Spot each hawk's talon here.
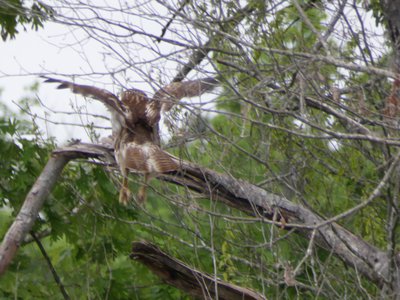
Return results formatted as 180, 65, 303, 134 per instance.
119, 187, 131, 205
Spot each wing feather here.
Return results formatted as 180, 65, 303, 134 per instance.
154, 77, 217, 108
42, 76, 125, 116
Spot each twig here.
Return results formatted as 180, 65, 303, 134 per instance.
294, 229, 316, 276
265, 48, 397, 79
313, 0, 347, 52
313, 150, 400, 229
30, 231, 70, 300
171, 4, 254, 82
157, 0, 189, 43
292, 0, 331, 54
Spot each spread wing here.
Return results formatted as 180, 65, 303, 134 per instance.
146, 77, 218, 126
42, 76, 126, 117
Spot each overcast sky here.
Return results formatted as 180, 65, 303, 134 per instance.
0, 21, 110, 142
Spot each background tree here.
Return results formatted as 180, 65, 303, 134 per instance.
0, 0, 53, 40
1, 0, 400, 299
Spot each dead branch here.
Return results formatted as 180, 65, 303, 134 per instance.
131, 241, 266, 300
162, 161, 393, 288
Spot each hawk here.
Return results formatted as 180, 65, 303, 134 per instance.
43, 76, 217, 205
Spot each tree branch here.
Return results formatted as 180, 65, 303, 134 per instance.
130, 241, 265, 300
0, 142, 398, 291
266, 48, 397, 79
171, 4, 254, 82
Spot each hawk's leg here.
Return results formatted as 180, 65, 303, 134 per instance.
119, 168, 131, 205
137, 173, 152, 205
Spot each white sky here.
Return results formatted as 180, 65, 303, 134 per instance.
0, 22, 116, 142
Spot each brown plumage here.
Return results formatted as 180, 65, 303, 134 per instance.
43, 76, 217, 205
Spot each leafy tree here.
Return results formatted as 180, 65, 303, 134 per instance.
0, 0, 53, 40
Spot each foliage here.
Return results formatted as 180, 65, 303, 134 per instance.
0, 0, 53, 41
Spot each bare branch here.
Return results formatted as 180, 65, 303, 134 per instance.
292, 0, 331, 54
171, 4, 254, 82
266, 48, 397, 79
157, 0, 189, 43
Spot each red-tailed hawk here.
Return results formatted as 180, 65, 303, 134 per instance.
43, 76, 217, 205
